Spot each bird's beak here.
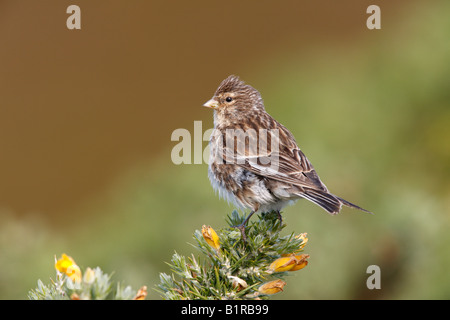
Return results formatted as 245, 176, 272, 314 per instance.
203, 99, 219, 109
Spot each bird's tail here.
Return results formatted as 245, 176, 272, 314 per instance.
301, 188, 372, 215
336, 195, 373, 214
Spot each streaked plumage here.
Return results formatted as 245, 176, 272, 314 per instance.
204, 75, 370, 238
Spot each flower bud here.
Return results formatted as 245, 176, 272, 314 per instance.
282, 233, 309, 257
296, 233, 308, 250
258, 280, 286, 295
133, 286, 148, 300
269, 257, 296, 273
83, 267, 95, 284
229, 276, 248, 292
202, 225, 220, 251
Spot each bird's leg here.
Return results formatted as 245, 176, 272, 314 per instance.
275, 210, 283, 224
233, 211, 256, 242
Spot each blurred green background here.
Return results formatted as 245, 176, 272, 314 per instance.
0, 0, 449, 299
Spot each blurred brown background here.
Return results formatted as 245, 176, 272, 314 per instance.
1, 0, 449, 299
0, 0, 402, 221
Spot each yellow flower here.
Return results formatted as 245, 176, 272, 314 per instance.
202, 225, 220, 251
66, 265, 82, 282
289, 254, 310, 271
55, 253, 75, 273
269, 257, 297, 272
269, 254, 310, 273
133, 286, 148, 300
258, 280, 286, 295
296, 233, 308, 250
55, 253, 82, 283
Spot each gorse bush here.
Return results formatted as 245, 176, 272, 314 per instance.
28, 254, 147, 300
29, 211, 309, 300
157, 211, 309, 300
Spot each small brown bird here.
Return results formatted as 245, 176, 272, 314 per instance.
204, 75, 370, 240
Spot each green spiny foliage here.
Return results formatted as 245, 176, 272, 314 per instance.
156, 210, 309, 300
28, 265, 146, 300
28, 211, 308, 300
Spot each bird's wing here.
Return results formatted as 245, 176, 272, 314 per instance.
217, 118, 328, 192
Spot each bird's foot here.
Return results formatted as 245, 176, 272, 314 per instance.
231, 210, 256, 242
275, 211, 283, 224
233, 222, 248, 242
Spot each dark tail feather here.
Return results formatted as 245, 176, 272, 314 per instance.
301, 189, 342, 214
301, 189, 372, 215
336, 196, 373, 214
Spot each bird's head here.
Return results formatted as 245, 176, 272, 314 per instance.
203, 75, 264, 113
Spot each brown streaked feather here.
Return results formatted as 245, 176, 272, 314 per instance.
215, 75, 244, 95
217, 111, 328, 193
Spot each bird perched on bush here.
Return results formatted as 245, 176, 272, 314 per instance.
204, 75, 370, 240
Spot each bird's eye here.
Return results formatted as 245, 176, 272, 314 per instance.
225, 97, 233, 102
